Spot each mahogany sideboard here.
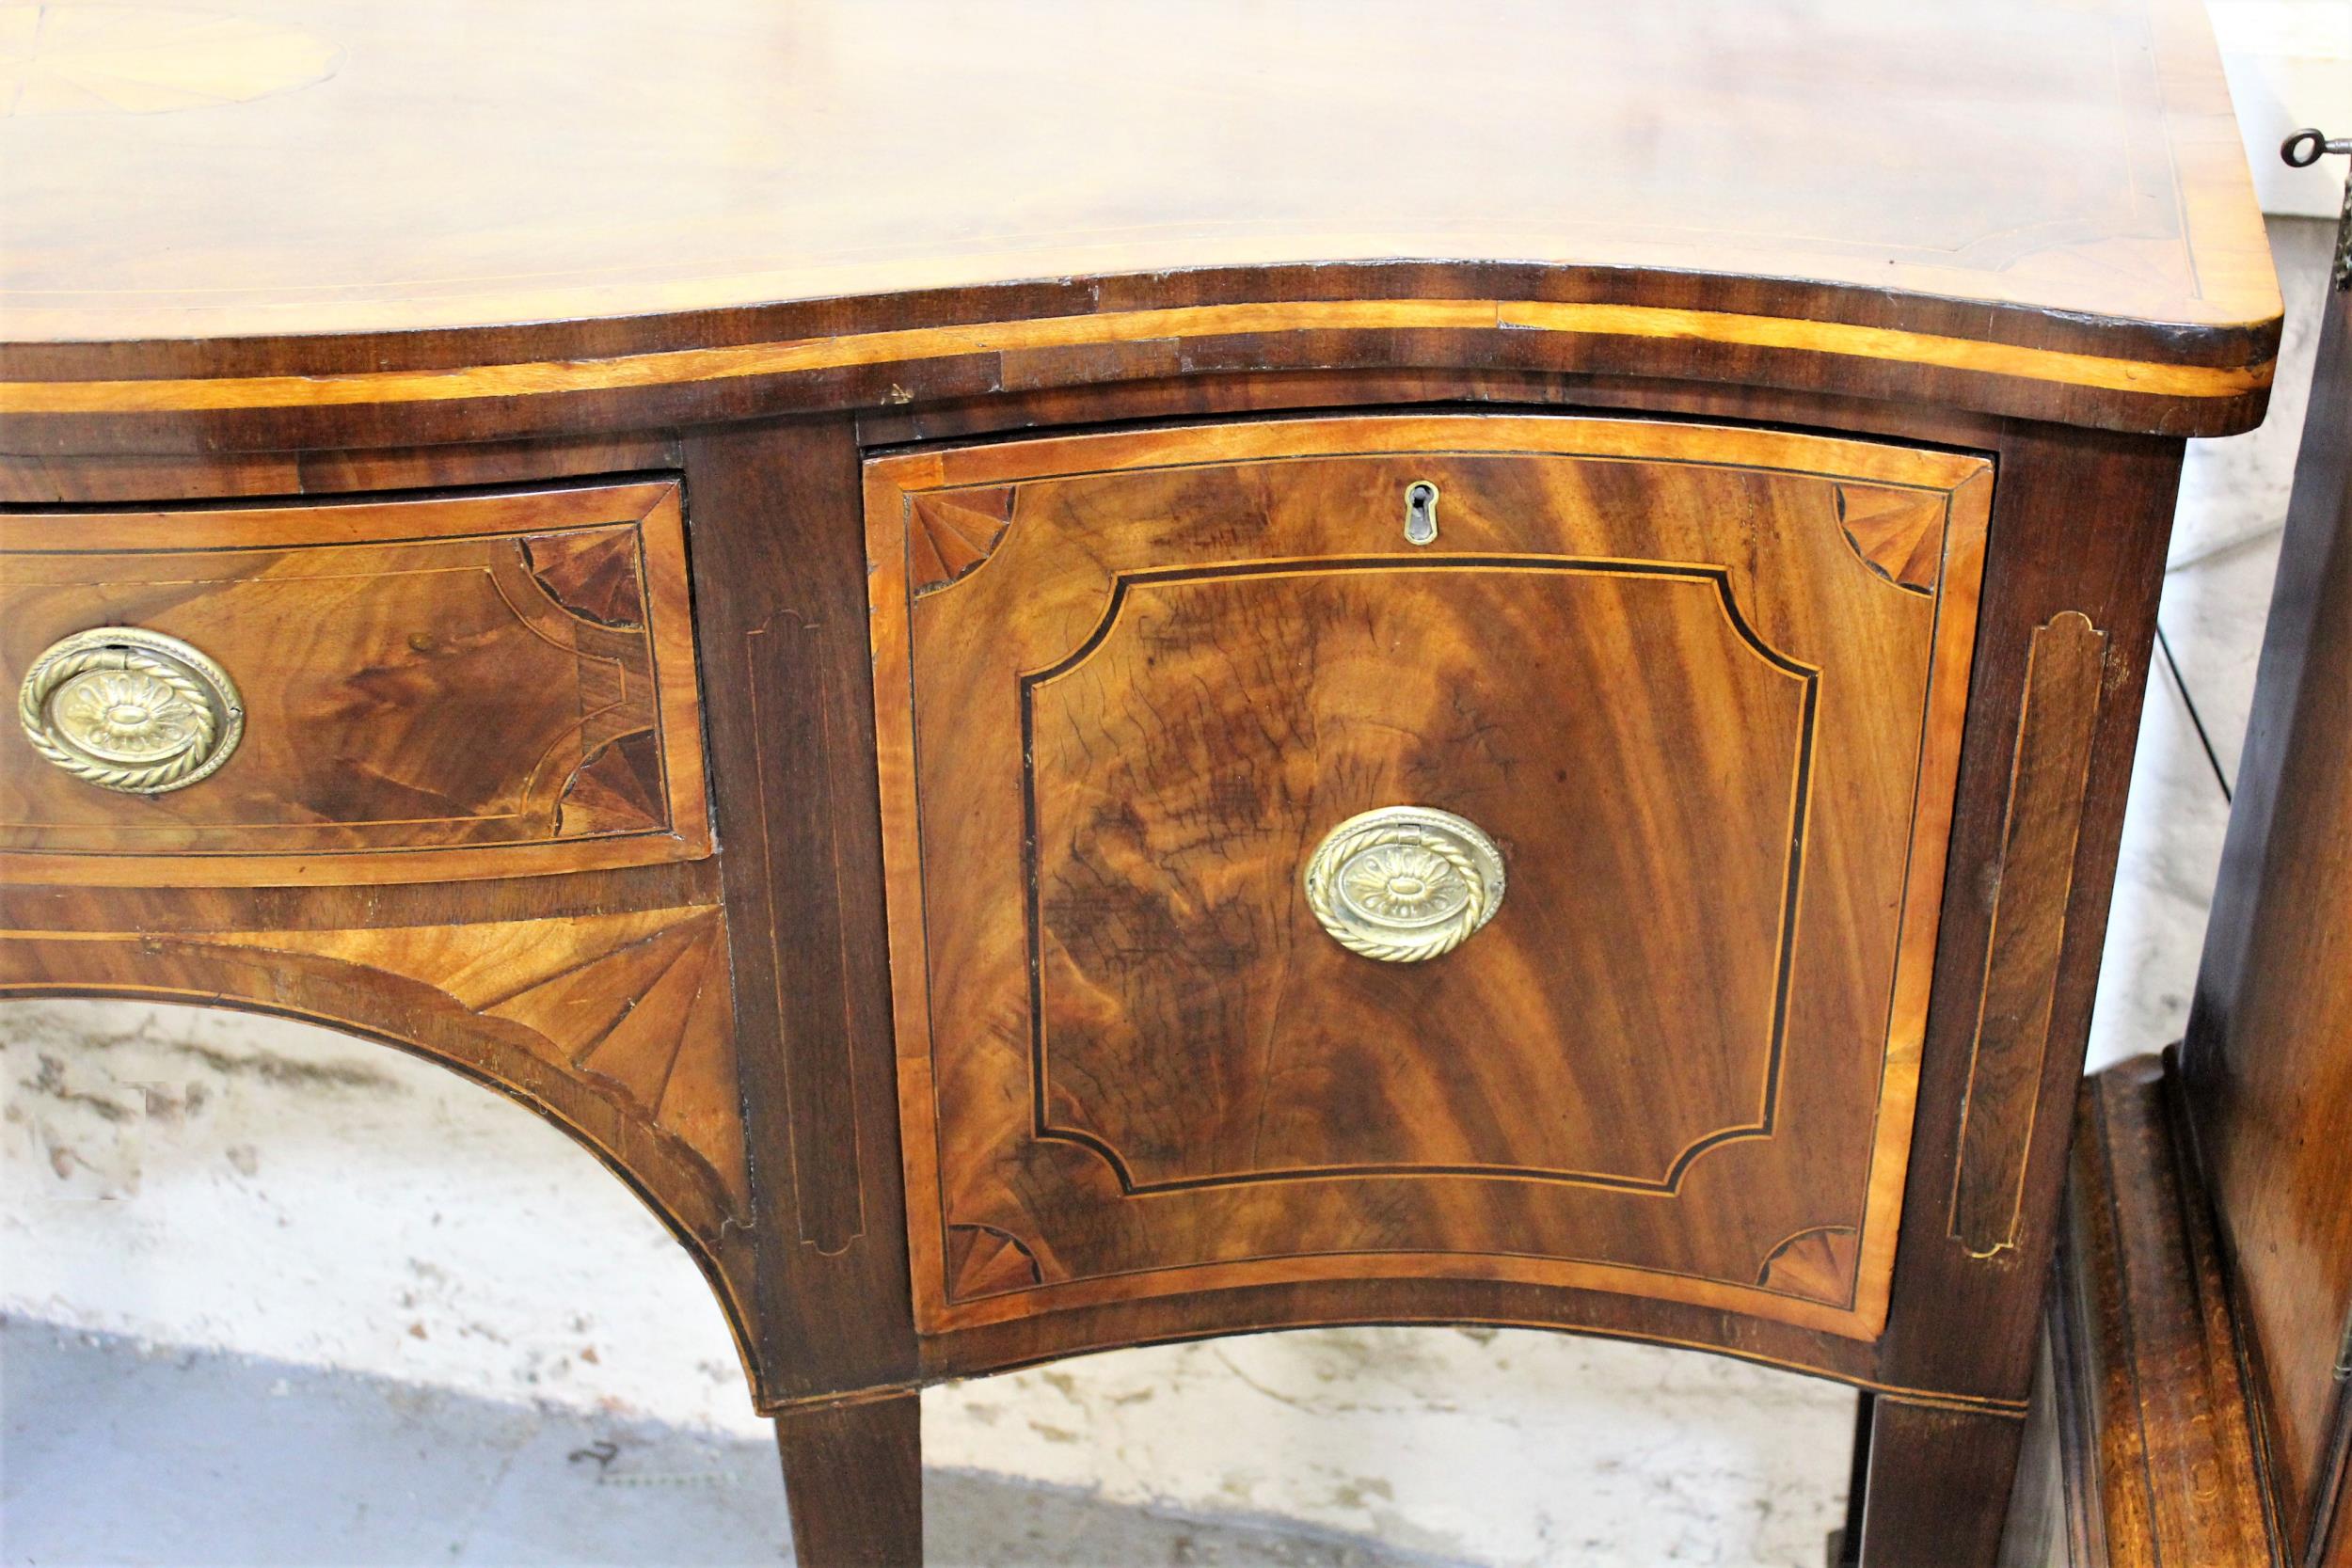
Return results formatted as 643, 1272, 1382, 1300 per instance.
0, 3, 2285, 1562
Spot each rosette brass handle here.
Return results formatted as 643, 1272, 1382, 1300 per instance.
18, 627, 245, 795
1302, 805, 1505, 962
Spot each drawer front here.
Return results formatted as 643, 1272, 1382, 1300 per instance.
1, 481, 707, 883
868, 416, 1991, 1340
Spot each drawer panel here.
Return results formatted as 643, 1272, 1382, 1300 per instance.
868, 415, 1991, 1340
1, 481, 707, 883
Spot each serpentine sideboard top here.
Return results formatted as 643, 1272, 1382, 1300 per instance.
0, 0, 2281, 443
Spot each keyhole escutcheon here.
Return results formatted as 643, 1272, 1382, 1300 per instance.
1404, 481, 1439, 546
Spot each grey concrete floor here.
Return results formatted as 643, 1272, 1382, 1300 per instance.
0, 1318, 1470, 1568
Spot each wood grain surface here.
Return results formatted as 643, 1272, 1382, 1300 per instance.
870, 414, 1993, 1341
0, 0, 2280, 439
0, 482, 707, 884
2074, 1059, 2274, 1565
1995, 1058, 2276, 1568
774, 1392, 924, 1568
1853, 1398, 2032, 1567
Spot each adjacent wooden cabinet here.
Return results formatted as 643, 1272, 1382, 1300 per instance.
0, 1, 2288, 1562
1999, 140, 2352, 1567
2180, 147, 2352, 1567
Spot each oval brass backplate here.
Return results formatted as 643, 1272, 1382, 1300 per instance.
1302, 804, 1504, 962
18, 626, 245, 795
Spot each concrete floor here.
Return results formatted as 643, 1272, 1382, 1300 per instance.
0, 1316, 1470, 1568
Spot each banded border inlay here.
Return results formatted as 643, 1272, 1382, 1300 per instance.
1016, 555, 1820, 1198
0, 299, 2272, 415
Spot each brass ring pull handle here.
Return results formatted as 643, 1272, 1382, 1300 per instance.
18, 627, 245, 795
1302, 805, 1505, 962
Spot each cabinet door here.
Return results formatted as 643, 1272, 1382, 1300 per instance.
868, 415, 1990, 1340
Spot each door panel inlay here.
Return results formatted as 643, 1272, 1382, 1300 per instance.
1024, 561, 1817, 1195
868, 415, 1994, 1341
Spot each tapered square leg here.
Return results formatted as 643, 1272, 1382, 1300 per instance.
1848, 1396, 2026, 1568
775, 1392, 923, 1568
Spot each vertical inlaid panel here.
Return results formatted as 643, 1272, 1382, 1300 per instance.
684, 420, 917, 1406
1948, 610, 2107, 1258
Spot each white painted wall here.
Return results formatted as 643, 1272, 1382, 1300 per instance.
2, 1000, 751, 1428
2212, 2, 2352, 215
